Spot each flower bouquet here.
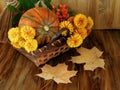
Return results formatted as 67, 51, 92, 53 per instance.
6, 0, 94, 66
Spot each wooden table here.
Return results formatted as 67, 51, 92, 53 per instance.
0, 30, 120, 90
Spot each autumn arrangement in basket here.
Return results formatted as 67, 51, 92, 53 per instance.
7, 0, 93, 52
5, 0, 105, 85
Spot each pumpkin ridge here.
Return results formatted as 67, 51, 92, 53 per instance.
48, 19, 56, 26
50, 26, 59, 33
37, 28, 45, 35
25, 12, 44, 26
33, 8, 46, 25
36, 30, 44, 45
47, 30, 54, 39
19, 24, 42, 29
21, 16, 42, 26
48, 33, 52, 39
49, 28, 58, 34
48, 16, 58, 26
41, 32, 47, 45
47, 8, 50, 24
50, 26, 59, 29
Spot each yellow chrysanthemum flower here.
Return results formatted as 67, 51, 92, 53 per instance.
59, 21, 74, 36
74, 14, 87, 28
67, 33, 83, 48
61, 30, 68, 36
86, 16, 94, 29
18, 37, 26, 47
21, 26, 36, 40
76, 28, 88, 39
8, 27, 21, 42
11, 41, 21, 49
24, 39, 38, 53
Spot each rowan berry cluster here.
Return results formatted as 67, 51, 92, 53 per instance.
52, 4, 70, 22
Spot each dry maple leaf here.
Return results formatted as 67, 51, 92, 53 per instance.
36, 63, 77, 84
71, 47, 105, 71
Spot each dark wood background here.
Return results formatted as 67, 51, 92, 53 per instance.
0, 30, 120, 90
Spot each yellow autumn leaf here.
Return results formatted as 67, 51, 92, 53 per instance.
71, 47, 105, 71
36, 63, 77, 84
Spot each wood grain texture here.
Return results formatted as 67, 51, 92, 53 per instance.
0, 0, 6, 14
0, 30, 120, 90
0, 0, 15, 43
51, 0, 120, 29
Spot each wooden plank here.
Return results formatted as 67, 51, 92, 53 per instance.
0, 30, 120, 90
0, 0, 6, 14
51, 0, 120, 29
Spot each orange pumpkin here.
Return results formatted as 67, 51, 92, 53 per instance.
19, 7, 59, 46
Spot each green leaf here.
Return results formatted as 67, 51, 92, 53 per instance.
12, 13, 22, 26
44, 0, 52, 9
30, 0, 39, 4
68, 11, 74, 16
18, 0, 39, 10
7, 4, 17, 12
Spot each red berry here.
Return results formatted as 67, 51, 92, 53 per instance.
62, 4, 67, 8
52, 5, 56, 9
57, 9, 61, 12
62, 8, 68, 11
66, 14, 69, 18
60, 4, 63, 8
63, 14, 67, 18
58, 15, 62, 19
56, 12, 60, 15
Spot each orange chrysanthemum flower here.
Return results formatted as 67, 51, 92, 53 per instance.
59, 21, 74, 36
68, 16, 74, 25
67, 33, 83, 48
74, 14, 87, 28
75, 28, 88, 39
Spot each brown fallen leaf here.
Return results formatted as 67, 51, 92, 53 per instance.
71, 47, 105, 71
36, 63, 77, 84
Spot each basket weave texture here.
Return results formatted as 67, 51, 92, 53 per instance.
18, 37, 69, 66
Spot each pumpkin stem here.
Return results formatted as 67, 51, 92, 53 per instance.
43, 25, 49, 31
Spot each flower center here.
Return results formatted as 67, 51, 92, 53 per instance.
78, 19, 84, 25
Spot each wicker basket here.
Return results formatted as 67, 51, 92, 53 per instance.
17, 37, 70, 66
